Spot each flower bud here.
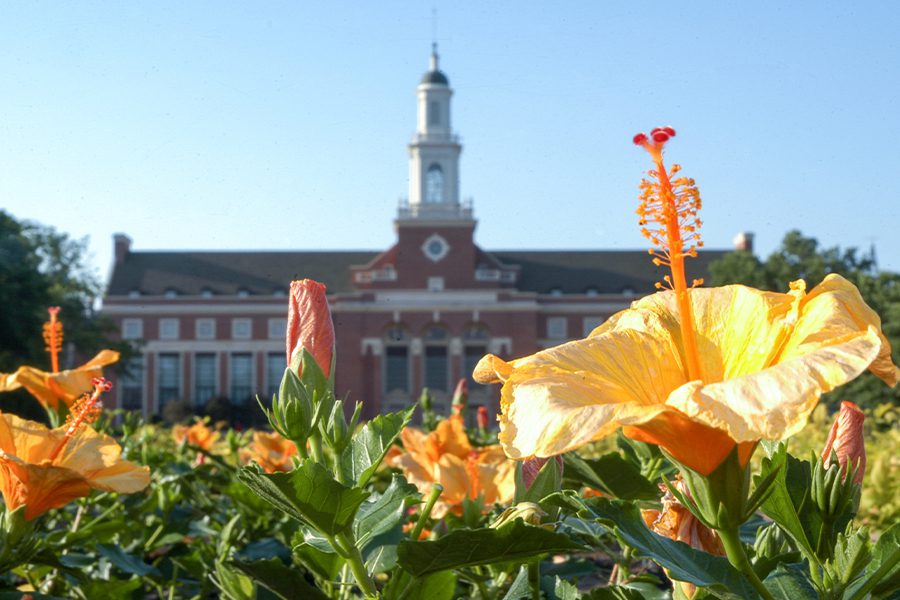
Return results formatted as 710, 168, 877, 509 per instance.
521, 455, 564, 491
489, 502, 548, 529
265, 368, 318, 444
753, 522, 789, 560
821, 401, 866, 485
419, 388, 433, 412
477, 405, 490, 431
450, 379, 468, 416
286, 279, 334, 379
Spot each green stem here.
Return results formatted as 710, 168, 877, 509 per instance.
410, 484, 443, 541
528, 561, 541, 600
309, 434, 324, 464
333, 531, 377, 597
718, 527, 775, 600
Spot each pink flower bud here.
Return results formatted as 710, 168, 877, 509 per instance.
821, 401, 866, 485
477, 405, 490, 430
451, 379, 468, 415
286, 279, 335, 378
521, 455, 564, 490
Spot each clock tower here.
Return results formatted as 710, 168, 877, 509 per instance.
401, 44, 468, 222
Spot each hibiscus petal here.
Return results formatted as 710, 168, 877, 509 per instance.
667, 326, 883, 442
494, 329, 685, 459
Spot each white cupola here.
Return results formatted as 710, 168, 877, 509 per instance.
401, 44, 469, 222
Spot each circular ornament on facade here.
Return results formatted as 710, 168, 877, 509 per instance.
422, 233, 450, 263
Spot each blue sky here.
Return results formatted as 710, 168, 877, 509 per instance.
2, 2, 899, 281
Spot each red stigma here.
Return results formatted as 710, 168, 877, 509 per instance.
662, 126, 676, 137
633, 133, 649, 145
652, 131, 670, 143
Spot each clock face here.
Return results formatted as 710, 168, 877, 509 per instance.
422, 234, 449, 262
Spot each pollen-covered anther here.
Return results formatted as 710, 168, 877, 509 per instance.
692, 278, 704, 288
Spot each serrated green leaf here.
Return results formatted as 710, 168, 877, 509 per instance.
846, 522, 900, 599
501, 566, 531, 600
231, 557, 329, 600
344, 406, 416, 488
586, 498, 757, 600
541, 574, 579, 600
237, 460, 369, 535
362, 527, 403, 574
763, 564, 818, 600
564, 452, 659, 501
756, 445, 819, 560
354, 473, 419, 548
397, 518, 586, 577
294, 542, 342, 581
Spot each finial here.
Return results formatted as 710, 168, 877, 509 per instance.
430, 42, 439, 71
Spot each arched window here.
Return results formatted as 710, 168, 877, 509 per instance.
425, 164, 444, 203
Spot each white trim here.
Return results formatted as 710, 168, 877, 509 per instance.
122, 318, 143, 339
159, 318, 180, 340
195, 318, 216, 340
362, 338, 384, 356
144, 340, 281, 353
103, 303, 285, 315
488, 338, 512, 354
231, 318, 252, 340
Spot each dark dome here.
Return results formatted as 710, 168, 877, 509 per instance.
421, 70, 449, 85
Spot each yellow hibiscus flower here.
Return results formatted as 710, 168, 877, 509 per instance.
390, 416, 515, 517
474, 128, 899, 476
0, 380, 150, 520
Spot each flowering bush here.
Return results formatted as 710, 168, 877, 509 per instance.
0, 133, 898, 599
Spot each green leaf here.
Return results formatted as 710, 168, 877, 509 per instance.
564, 452, 659, 501
343, 406, 416, 488
826, 527, 871, 588
231, 557, 329, 600
95, 543, 161, 578
846, 522, 900, 599
756, 444, 819, 559
586, 498, 757, 600
294, 542, 342, 581
397, 518, 586, 578
237, 460, 369, 535
354, 473, 419, 548
400, 571, 458, 600
541, 575, 579, 600
763, 564, 818, 600
362, 528, 403, 574
501, 566, 531, 600
516, 456, 563, 504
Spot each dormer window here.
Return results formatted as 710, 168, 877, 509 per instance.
128, 289, 141, 298
201, 289, 214, 298
164, 289, 178, 299
237, 289, 250, 298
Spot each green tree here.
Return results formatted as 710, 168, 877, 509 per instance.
709, 230, 899, 409
0, 210, 133, 417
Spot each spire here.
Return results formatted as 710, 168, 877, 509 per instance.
430, 42, 439, 72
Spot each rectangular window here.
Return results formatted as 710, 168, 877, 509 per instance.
464, 345, 487, 386
424, 346, 449, 392
157, 353, 181, 406
159, 318, 180, 340
546, 316, 568, 340
427, 277, 444, 292
195, 318, 216, 340
122, 318, 143, 340
384, 347, 409, 393
232, 318, 252, 340
230, 353, 253, 405
120, 355, 144, 411
194, 353, 217, 407
268, 318, 286, 340
265, 352, 283, 401
582, 316, 605, 337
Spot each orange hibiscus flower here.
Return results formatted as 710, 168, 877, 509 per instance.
390, 416, 515, 518
239, 431, 298, 473
0, 380, 149, 520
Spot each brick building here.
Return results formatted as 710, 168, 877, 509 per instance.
102, 48, 732, 420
